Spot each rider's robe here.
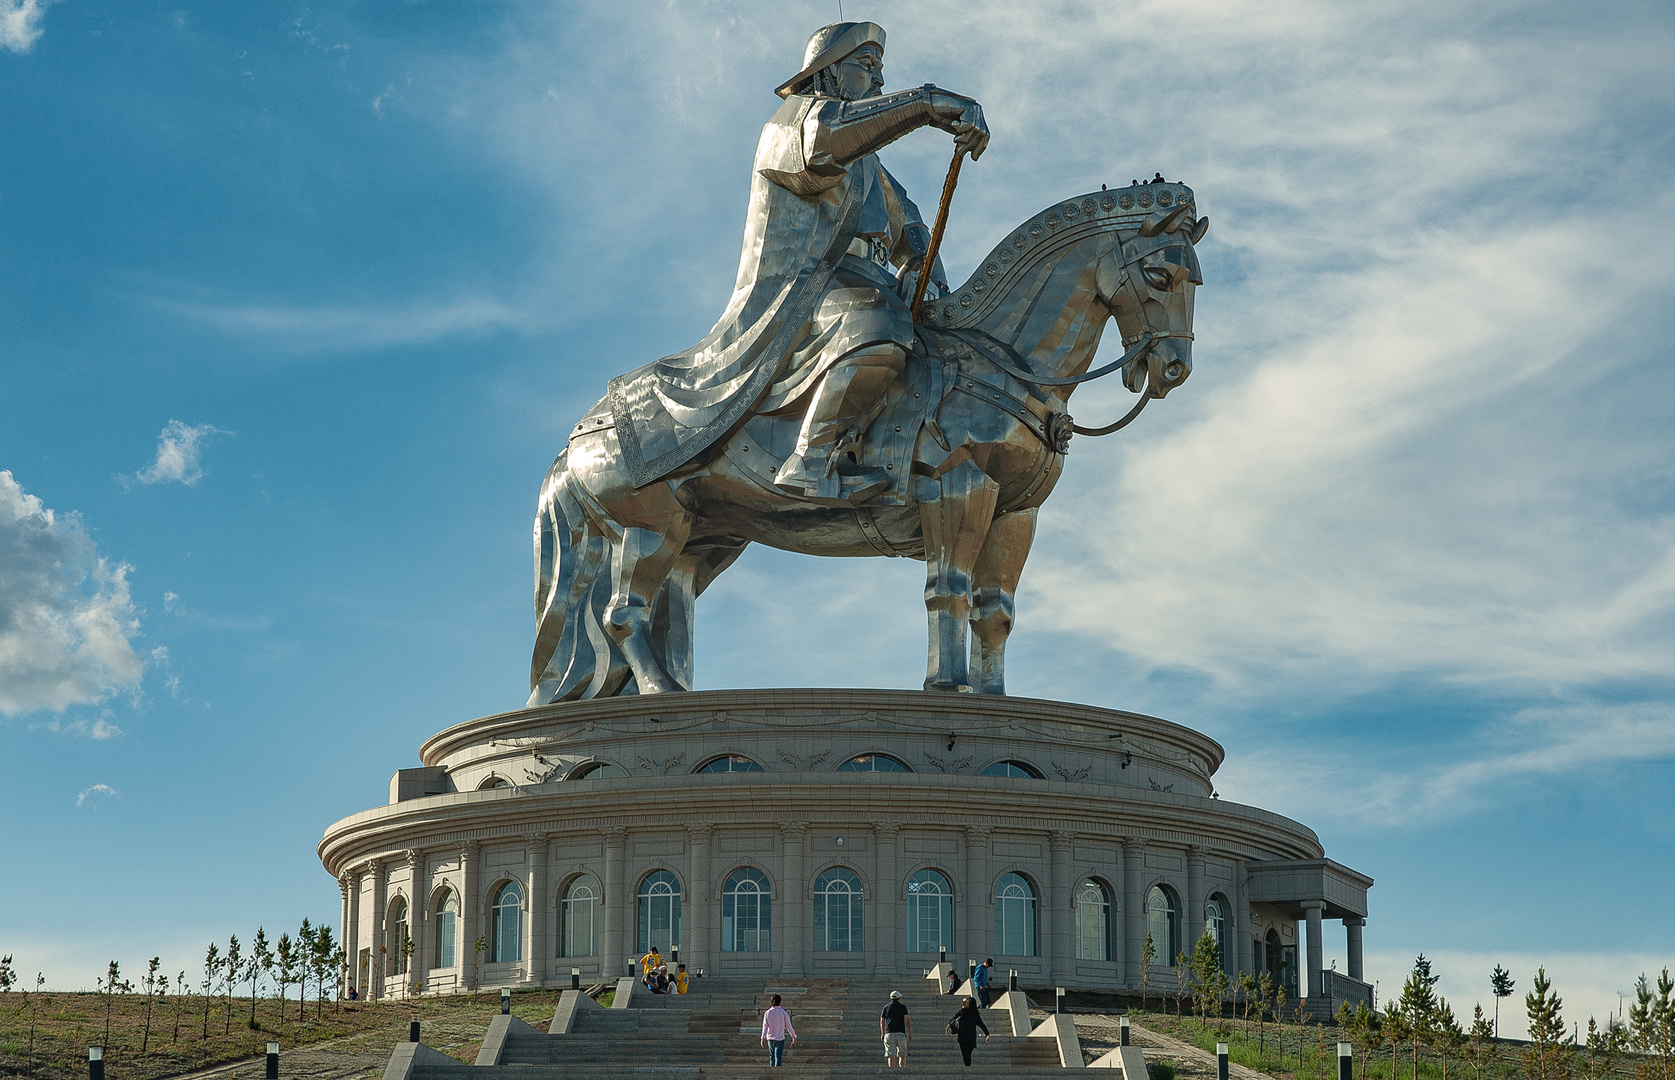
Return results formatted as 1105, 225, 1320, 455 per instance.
609, 92, 935, 487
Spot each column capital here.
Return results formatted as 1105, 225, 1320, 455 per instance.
526, 832, 548, 846
687, 822, 715, 842
963, 824, 992, 843
1187, 844, 1206, 859
602, 825, 628, 844
459, 839, 480, 859
779, 821, 809, 842
1123, 836, 1148, 854
1300, 899, 1326, 913
404, 848, 424, 868
1342, 915, 1365, 926
873, 821, 901, 843
1049, 830, 1075, 848
339, 875, 351, 897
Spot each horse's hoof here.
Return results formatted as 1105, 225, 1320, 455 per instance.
923, 680, 974, 693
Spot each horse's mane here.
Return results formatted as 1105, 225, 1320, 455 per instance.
928, 181, 1197, 332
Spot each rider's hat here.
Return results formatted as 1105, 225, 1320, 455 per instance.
775, 22, 886, 98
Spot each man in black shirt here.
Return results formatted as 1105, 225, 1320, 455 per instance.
880, 990, 912, 1066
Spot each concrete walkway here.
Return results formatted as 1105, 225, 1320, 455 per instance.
1069, 1014, 1277, 1080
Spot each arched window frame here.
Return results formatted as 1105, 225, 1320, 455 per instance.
905, 867, 953, 954
994, 872, 1038, 956
568, 760, 627, 781
836, 753, 913, 773
721, 867, 772, 952
560, 873, 600, 957
1074, 878, 1112, 962
978, 759, 1045, 779
490, 880, 523, 964
387, 895, 410, 975
1205, 894, 1229, 972
812, 867, 864, 952
478, 775, 511, 790
431, 889, 458, 969
637, 870, 683, 954
1146, 884, 1179, 967
695, 754, 765, 774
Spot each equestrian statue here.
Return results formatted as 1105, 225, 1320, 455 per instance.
529, 21, 1205, 701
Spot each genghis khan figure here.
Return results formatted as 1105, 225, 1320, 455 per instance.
622, 22, 990, 504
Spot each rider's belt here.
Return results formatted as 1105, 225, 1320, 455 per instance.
847, 236, 892, 267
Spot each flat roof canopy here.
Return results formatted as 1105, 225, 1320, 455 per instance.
1244, 858, 1371, 919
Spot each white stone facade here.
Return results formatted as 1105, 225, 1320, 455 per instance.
319, 690, 1371, 1010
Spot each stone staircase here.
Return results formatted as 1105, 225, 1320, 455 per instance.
387, 975, 1079, 1080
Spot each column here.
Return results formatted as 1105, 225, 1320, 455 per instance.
1233, 861, 1253, 980
1048, 831, 1074, 980
1302, 900, 1325, 1001
345, 870, 362, 997
602, 826, 627, 977
459, 842, 480, 989
1110, 836, 1126, 976
780, 821, 808, 976
686, 823, 714, 970
338, 874, 356, 996
1121, 838, 1146, 988
369, 860, 387, 1000
962, 826, 991, 964
527, 834, 549, 985
872, 823, 900, 977
1186, 846, 1206, 955
406, 849, 427, 992
1345, 917, 1364, 981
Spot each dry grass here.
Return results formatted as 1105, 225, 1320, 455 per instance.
0, 988, 563, 1080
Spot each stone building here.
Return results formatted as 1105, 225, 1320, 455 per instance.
319, 689, 1371, 1014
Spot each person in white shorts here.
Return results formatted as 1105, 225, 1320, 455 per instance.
880, 990, 912, 1066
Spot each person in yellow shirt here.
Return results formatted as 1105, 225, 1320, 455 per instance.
675, 964, 689, 994
639, 946, 663, 976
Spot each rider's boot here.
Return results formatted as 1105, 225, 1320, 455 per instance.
774, 344, 906, 505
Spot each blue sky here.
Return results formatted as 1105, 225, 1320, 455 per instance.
3, 0, 1671, 1027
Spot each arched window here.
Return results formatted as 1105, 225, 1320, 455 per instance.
994, 873, 1037, 956
905, 869, 952, 953
637, 871, 682, 954
388, 897, 409, 975
813, 868, 863, 952
491, 881, 522, 963
1146, 885, 1178, 967
721, 868, 771, 952
1205, 897, 1227, 971
432, 891, 458, 969
561, 874, 599, 957
979, 760, 1044, 779
696, 755, 764, 773
478, 776, 510, 790
571, 761, 626, 780
1075, 880, 1111, 961
837, 754, 912, 772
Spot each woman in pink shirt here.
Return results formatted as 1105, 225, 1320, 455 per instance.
760, 993, 798, 1067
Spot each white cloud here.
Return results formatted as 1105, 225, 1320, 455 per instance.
33, 715, 125, 740
0, 0, 50, 53
155, 295, 526, 351
123, 420, 228, 487
75, 783, 119, 807
0, 472, 145, 717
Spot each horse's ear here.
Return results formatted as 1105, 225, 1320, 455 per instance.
1139, 205, 1191, 237
1188, 216, 1209, 245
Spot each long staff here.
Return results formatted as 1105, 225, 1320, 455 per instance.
910, 148, 965, 322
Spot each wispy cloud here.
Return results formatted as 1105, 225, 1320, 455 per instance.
33, 714, 124, 740
120, 420, 229, 488
0, 472, 145, 717
75, 783, 120, 807
0, 0, 51, 53
155, 295, 528, 351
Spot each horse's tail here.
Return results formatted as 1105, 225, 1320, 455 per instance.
527, 451, 631, 704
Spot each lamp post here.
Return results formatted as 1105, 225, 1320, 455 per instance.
1008, 969, 1018, 992
88, 1047, 103, 1080
1217, 1042, 1229, 1080
1120, 1014, 1130, 1046
1338, 1041, 1353, 1080
500, 987, 511, 1015
266, 1041, 280, 1080
1056, 987, 1066, 1014
571, 967, 581, 991
409, 1018, 420, 1043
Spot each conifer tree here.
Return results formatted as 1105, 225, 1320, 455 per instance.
1356, 1004, 1383, 1080
1523, 966, 1569, 1080
1628, 968, 1674, 1080
0, 954, 14, 993
275, 933, 297, 1016
1435, 998, 1466, 1080
297, 919, 316, 1021
201, 942, 221, 1039
1190, 930, 1230, 1031
1257, 972, 1276, 1054
250, 928, 271, 1029
1238, 973, 1258, 1037
1140, 932, 1156, 1010
1580, 1016, 1626, 1080
1398, 954, 1442, 1080
1464, 1004, 1496, 1080
141, 957, 161, 1054
223, 935, 241, 1035
1491, 965, 1516, 1040
1386, 1004, 1413, 1080
174, 970, 186, 1043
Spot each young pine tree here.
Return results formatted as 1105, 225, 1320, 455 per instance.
250, 928, 271, 1029
1464, 1004, 1496, 1080
1523, 966, 1569, 1080
201, 942, 221, 1039
1435, 997, 1466, 1080
1257, 972, 1276, 1055
1491, 965, 1516, 1041
297, 919, 316, 1022
223, 935, 241, 1035
141, 957, 161, 1054
1190, 929, 1229, 1031
1385, 1005, 1413, 1080
1628, 968, 1675, 1080
1140, 932, 1157, 1011
174, 970, 187, 1043
1580, 1016, 1627, 1080
275, 934, 297, 1017
1355, 1004, 1382, 1080
1397, 954, 1442, 1080
311, 925, 338, 1017
1238, 973, 1258, 1037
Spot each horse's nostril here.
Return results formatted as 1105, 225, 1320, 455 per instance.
1165, 361, 1186, 381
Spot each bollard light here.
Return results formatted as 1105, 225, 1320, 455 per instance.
1120, 1014, 1130, 1046
501, 987, 512, 1015
266, 1041, 280, 1080
968, 959, 977, 983
939, 946, 947, 964
672, 948, 679, 964
89, 1046, 104, 1080
1008, 969, 1018, 992
1338, 1041, 1354, 1080
627, 960, 635, 977
571, 967, 581, 991
1217, 1042, 1230, 1080
409, 1018, 420, 1043
1056, 987, 1066, 1014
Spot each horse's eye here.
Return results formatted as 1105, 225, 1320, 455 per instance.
1143, 267, 1172, 290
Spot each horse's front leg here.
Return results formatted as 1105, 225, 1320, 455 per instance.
604, 517, 692, 695
969, 508, 1037, 695
917, 459, 999, 692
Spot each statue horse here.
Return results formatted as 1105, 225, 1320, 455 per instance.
529, 181, 1205, 701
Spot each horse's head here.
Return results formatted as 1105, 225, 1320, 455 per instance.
1097, 189, 1206, 398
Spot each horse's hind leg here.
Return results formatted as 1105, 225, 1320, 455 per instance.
918, 459, 1000, 692
604, 518, 692, 695
969, 508, 1037, 696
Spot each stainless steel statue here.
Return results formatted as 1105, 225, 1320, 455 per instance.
530, 22, 1205, 701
